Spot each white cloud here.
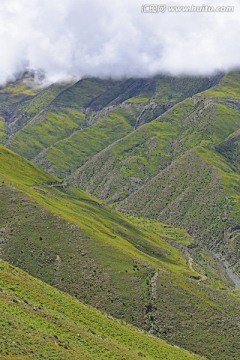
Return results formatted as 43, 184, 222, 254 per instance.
0, 0, 240, 85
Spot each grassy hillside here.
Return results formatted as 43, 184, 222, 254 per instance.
64, 74, 240, 275
0, 260, 204, 360
2, 75, 218, 174
0, 78, 37, 115
217, 128, 240, 171
119, 147, 240, 269
1, 73, 240, 359
71, 96, 240, 203
1, 145, 240, 359
201, 72, 240, 99
35, 107, 137, 177
7, 108, 85, 160
5, 82, 71, 133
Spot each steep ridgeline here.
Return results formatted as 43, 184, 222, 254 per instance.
1, 146, 240, 359
68, 73, 240, 274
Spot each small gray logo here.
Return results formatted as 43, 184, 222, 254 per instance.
141, 4, 166, 13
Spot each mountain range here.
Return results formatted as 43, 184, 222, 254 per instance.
0, 71, 240, 359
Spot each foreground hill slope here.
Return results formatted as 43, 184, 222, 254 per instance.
1, 145, 240, 359
0, 259, 204, 360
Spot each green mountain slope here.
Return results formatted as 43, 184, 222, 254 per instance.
70, 85, 240, 204
1, 259, 204, 360
35, 107, 137, 177
2, 75, 218, 176
119, 147, 240, 269
1, 145, 240, 359
217, 128, 240, 171
1, 73, 240, 359
70, 99, 199, 198
0, 78, 37, 116
64, 74, 240, 274
2, 79, 69, 134
34, 76, 221, 177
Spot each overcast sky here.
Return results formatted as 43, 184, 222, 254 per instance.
0, 0, 240, 85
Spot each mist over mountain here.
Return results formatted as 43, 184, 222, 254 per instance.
1, 0, 240, 85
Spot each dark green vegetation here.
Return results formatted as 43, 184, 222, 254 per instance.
1, 146, 240, 359
0, 260, 204, 360
1, 72, 240, 359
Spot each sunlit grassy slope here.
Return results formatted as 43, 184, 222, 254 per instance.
201, 72, 240, 98
119, 146, 240, 266
1, 73, 240, 359
3, 75, 217, 175
36, 108, 135, 177
1, 145, 240, 359
115, 73, 240, 270
217, 127, 240, 171
8, 108, 85, 160
61, 73, 240, 276
0, 260, 204, 360
72, 95, 240, 204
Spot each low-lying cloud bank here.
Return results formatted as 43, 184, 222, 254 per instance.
1, 0, 240, 85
